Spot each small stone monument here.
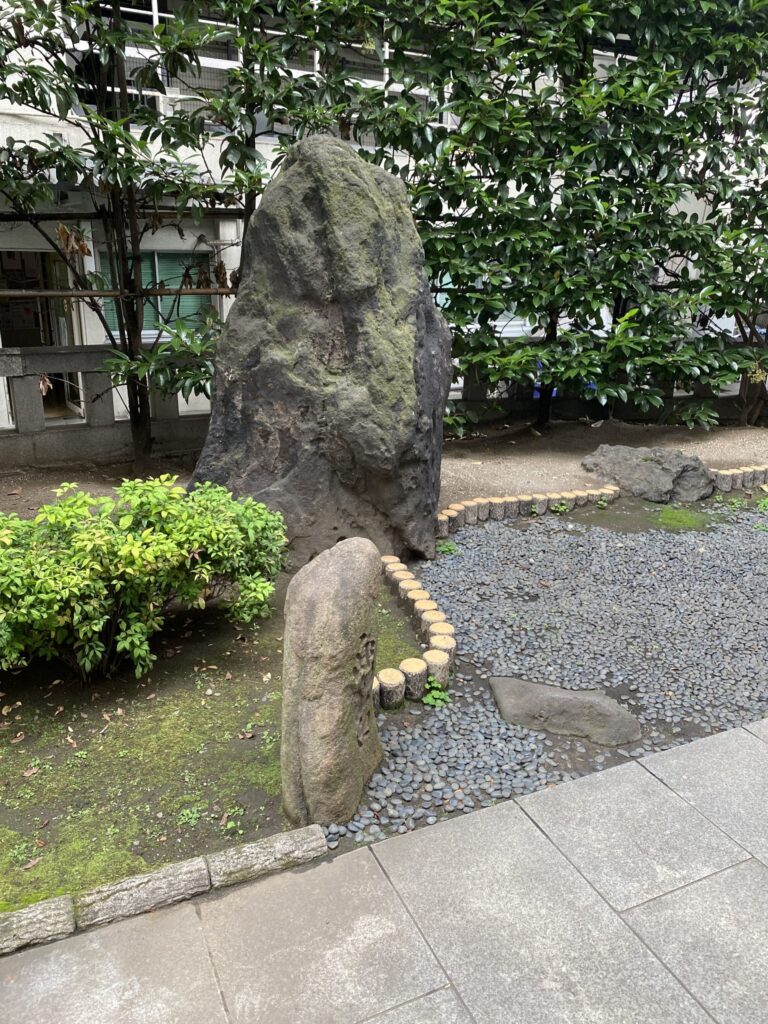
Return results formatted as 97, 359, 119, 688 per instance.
281, 538, 383, 826
191, 134, 452, 567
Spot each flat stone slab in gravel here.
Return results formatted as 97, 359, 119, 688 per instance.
0, 903, 227, 1024
520, 762, 748, 910
0, 895, 75, 956
643, 727, 768, 865
625, 859, 768, 1024
198, 848, 446, 1024
374, 802, 711, 1024
74, 856, 210, 928
490, 675, 641, 746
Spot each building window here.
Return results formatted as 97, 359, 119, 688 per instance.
99, 250, 212, 339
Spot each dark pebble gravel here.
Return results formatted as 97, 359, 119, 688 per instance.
324, 506, 768, 850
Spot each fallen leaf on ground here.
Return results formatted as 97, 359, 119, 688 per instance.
225, 672, 232, 681
10, 732, 24, 744
21, 857, 43, 870
146, 693, 156, 700
238, 731, 255, 740
116, 708, 124, 716
54, 706, 64, 717
35, 838, 46, 849
6, 488, 20, 495
219, 812, 229, 827
22, 766, 39, 778
1, 705, 11, 716
38, 819, 50, 830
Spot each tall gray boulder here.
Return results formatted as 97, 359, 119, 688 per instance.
281, 538, 383, 827
192, 134, 452, 566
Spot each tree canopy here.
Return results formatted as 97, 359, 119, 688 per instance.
2, 0, 768, 445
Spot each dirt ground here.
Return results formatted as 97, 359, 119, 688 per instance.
438, 419, 768, 505
1, 419, 766, 518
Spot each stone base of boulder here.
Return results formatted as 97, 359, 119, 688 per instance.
582, 444, 714, 502
489, 676, 641, 746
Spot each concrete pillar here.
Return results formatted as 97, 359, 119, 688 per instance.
81, 371, 115, 427
150, 390, 180, 421
9, 376, 46, 434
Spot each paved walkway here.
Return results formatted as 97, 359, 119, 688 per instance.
4, 719, 768, 1024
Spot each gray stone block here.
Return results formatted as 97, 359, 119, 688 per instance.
625, 859, 768, 1024
643, 727, 768, 865
0, 896, 75, 956
206, 825, 326, 888
74, 857, 210, 929
1, 903, 227, 1024
520, 762, 747, 910
374, 802, 711, 1023
199, 848, 445, 1023
582, 444, 714, 502
490, 674, 641, 746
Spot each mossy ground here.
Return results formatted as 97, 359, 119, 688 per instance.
0, 585, 417, 912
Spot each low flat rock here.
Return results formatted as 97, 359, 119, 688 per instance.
206, 826, 326, 888
582, 444, 714, 502
0, 895, 75, 956
74, 857, 210, 929
490, 676, 641, 746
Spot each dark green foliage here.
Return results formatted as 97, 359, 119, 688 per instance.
0, 476, 286, 680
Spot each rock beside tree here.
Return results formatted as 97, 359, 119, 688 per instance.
582, 445, 715, 502
280, 538, 383, 827
193, 134, 452, 566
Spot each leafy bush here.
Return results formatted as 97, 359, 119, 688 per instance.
0, 476, 285, 681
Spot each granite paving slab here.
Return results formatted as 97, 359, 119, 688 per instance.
199, 848, 446, 1024
520, 762, 747, 909
374, 801, 712, 1024
642, 728, 768, 865
625, 859, 768, 1024
359, 987, 474, 1023
743, 717, 768, 745
0, 903, 226, 1024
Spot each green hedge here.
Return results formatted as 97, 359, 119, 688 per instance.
0, 475, 286, 680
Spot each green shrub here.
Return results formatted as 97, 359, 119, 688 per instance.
0, 475, 286, 681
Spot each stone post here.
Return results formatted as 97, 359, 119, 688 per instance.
281, 538, 383, 826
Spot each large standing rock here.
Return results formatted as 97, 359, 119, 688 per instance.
582, 445, 715, 502
192, 134, 452, 566
490, 676, 641, 746
281, 537, 383, 826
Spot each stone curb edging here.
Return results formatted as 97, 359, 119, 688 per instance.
0, 824, 326, 957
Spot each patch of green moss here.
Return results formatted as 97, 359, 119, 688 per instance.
0, 607, 287, 911
373, 585, 421, 672
656, 505, 711, 531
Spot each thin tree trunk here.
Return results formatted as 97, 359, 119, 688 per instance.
112, 0, 152, 468
535, 311, 559, 428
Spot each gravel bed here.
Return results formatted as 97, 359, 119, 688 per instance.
324, 505, 768, 851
